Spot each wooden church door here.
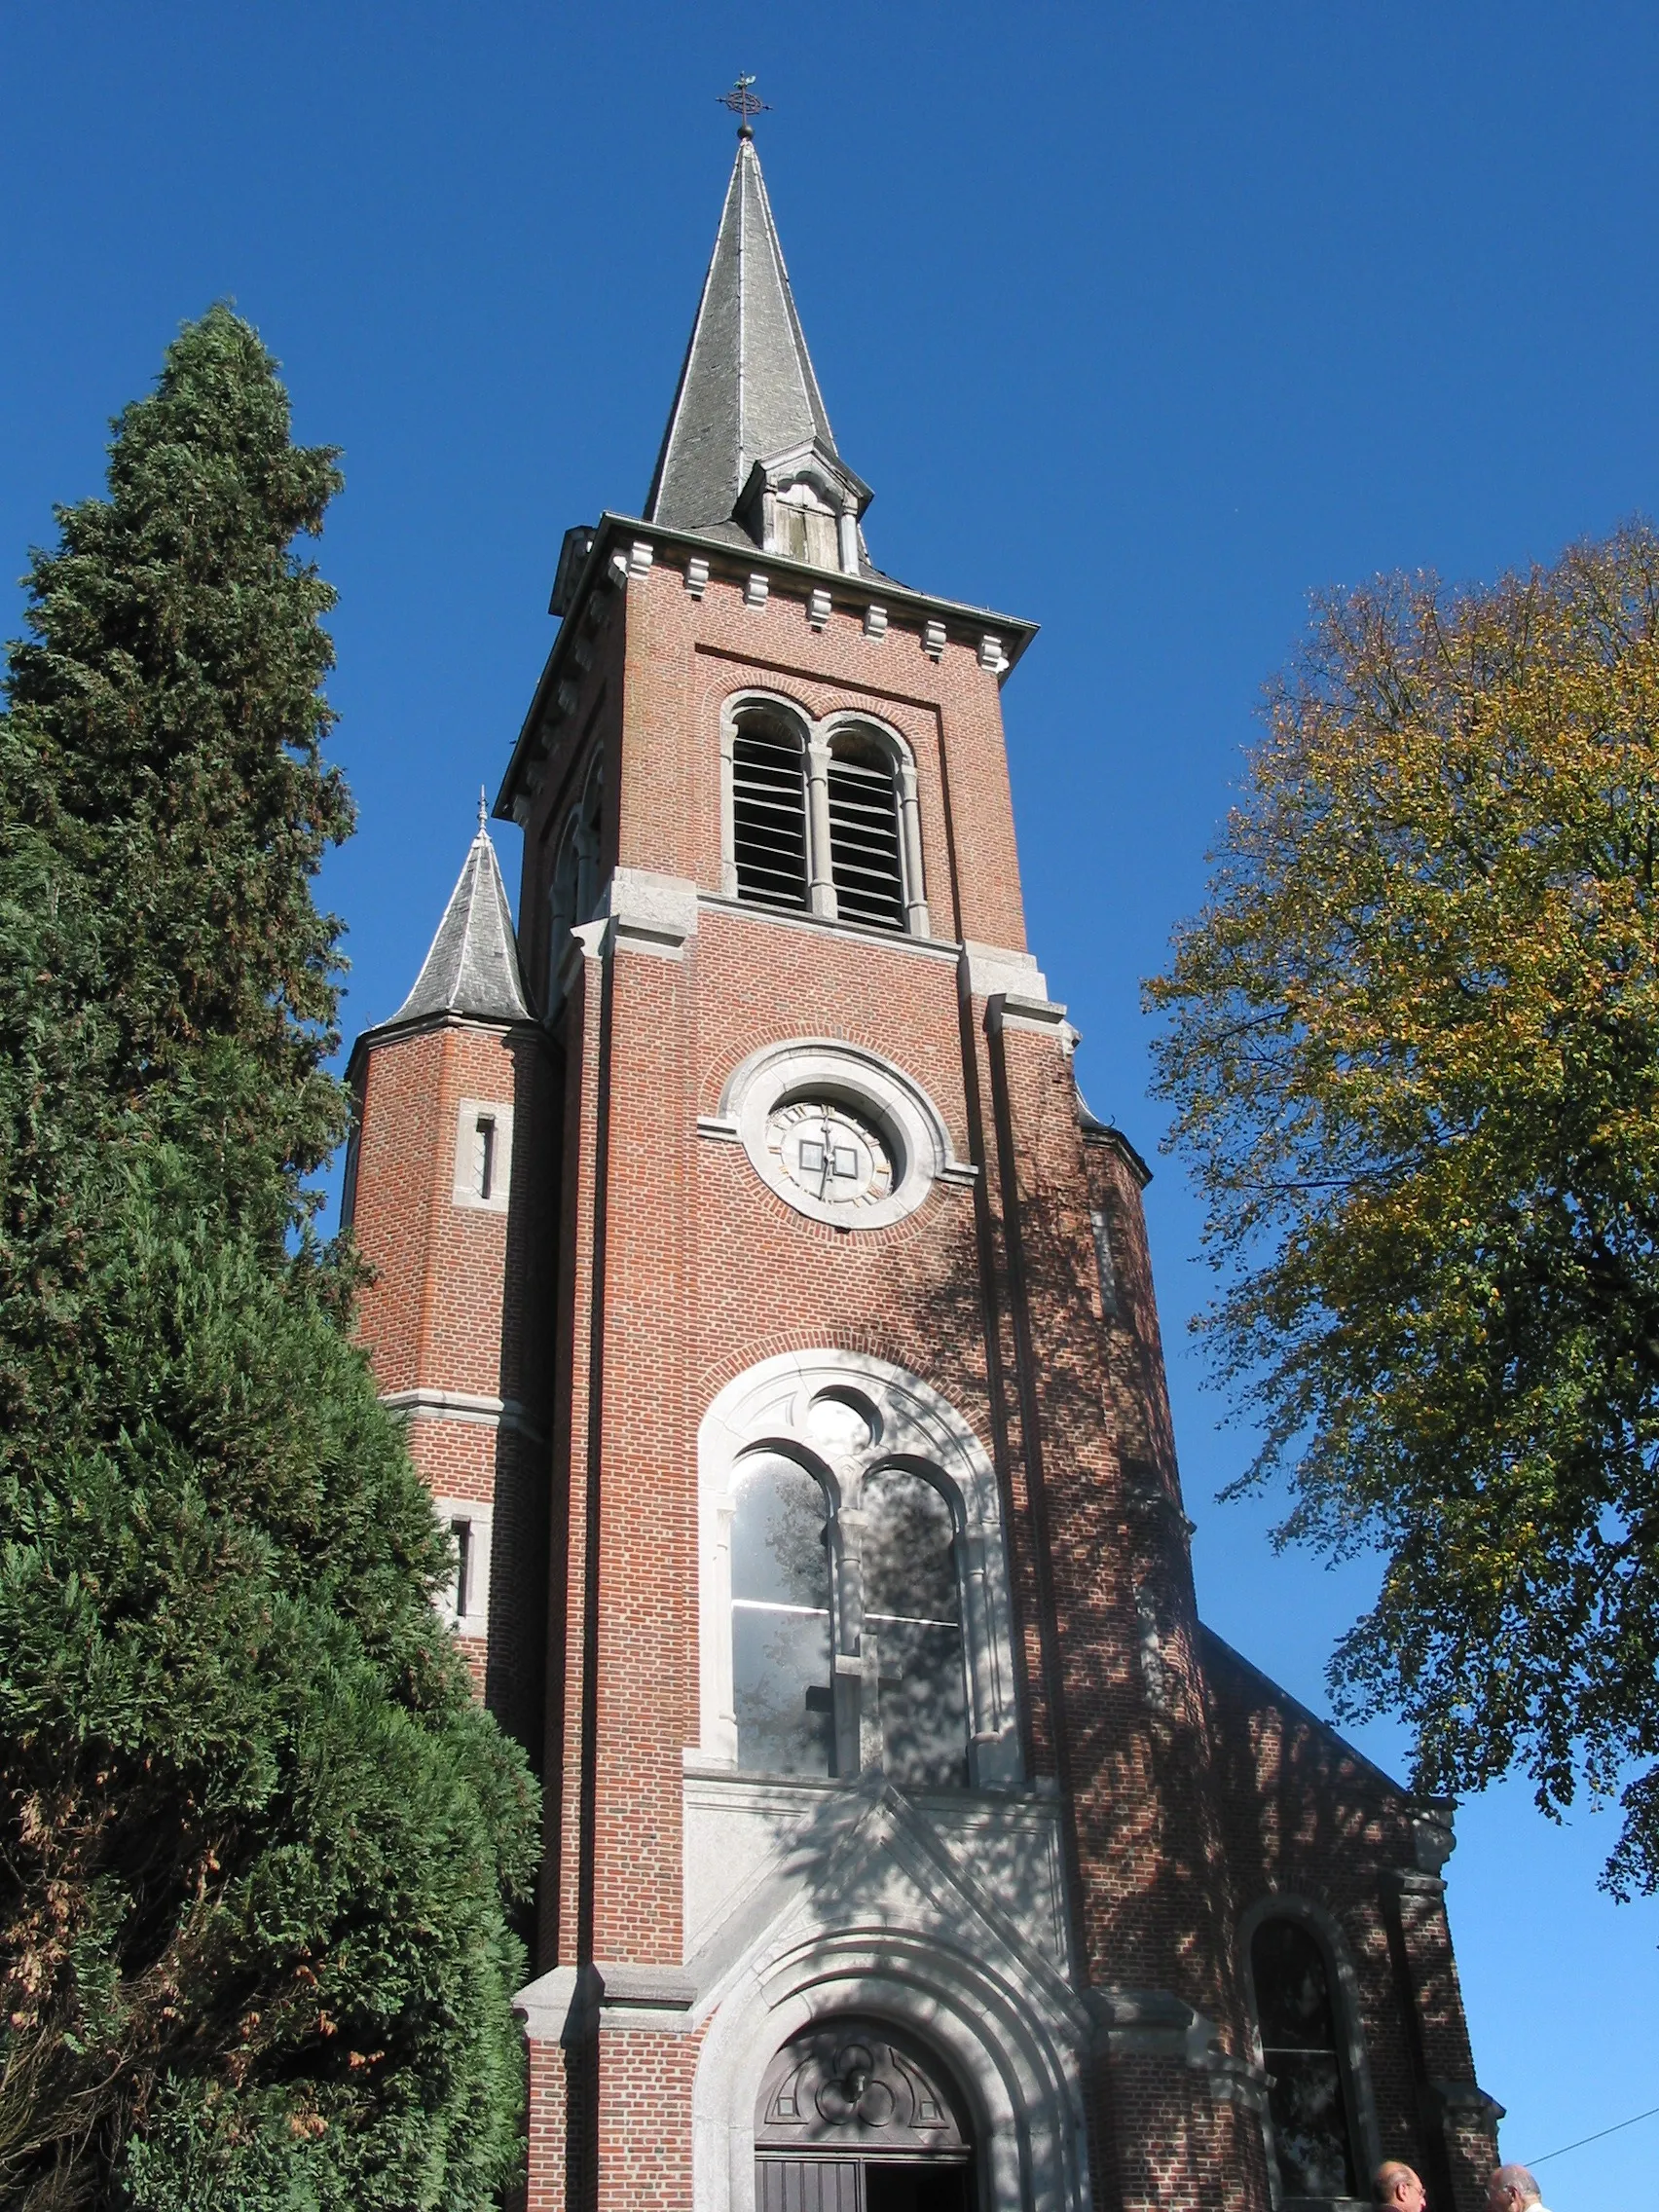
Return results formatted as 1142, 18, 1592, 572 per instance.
756, 2020, 976, 2212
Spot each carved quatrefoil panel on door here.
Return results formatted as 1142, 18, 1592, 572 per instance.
756, 2017, 973, 2157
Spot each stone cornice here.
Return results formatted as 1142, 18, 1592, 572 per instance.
496, 510, 1040, 821
344, 1006, 543, 1089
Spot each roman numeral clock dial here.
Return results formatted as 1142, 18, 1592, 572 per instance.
764, 1099, 894, 1214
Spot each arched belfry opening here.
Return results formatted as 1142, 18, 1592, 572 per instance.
756, 2017, 977, 2212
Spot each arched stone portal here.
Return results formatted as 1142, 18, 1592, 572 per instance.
685, 1825, 1092, 2212
756, 2017, 976, 2212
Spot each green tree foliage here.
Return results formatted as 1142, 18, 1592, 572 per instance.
0, 307, 539, 2209
1148, 526, 1659, 1895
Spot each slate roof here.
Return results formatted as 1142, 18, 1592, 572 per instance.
644, 136, 858, 537
388, 805, 532, 1027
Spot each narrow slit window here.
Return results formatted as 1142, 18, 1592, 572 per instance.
732, 719, 809, 911
473, 1115, 497, 1202
1090, 1206, 1119, 1317
1251, 1918, 1358, 2201
827, 734, 904, 930
450, 1518, 473, 1621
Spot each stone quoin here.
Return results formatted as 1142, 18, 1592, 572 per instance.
343, 128, 1500, 2212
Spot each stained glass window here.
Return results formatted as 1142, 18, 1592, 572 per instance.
1251, 1917, 1357, 2200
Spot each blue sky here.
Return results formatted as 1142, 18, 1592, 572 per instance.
4, 4, 1658, 2200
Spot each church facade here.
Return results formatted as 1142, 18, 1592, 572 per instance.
342, 130, 1500, 2212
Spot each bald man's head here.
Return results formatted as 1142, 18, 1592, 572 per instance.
1374, 2163, 1426, 2212
1487, 2166, 1541, 2210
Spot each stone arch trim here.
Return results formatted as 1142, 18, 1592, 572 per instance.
722, 683, 820, 736
691, 1927, 1090, 2212
816, 708, 928, 936
719, 688, 817, 905
698, 1349, 1021, 1787
715, 1036, 966, 1232
818, 705, 920, 777
719, 687, 930, 935
1238, 1890, 1382, 2192
697, 1328, 991, 1422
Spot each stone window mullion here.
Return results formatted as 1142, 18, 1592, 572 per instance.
958, 1528, 999, 1746
712, 1493, 739, 1762
898, 759, 929, 936
834, 1491, 866, 1778
806, 735, 836, 919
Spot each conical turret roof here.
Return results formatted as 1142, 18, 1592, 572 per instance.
389, 802, 532, 1027
645, 136, 854, 535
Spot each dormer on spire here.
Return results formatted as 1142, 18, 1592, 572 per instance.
644, 136, 871, 574
388, 811, 532, 1028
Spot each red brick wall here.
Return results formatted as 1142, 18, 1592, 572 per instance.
520, 556, 1029, 955
518, 549, 1280, 2211
347, 1012, 557, 1767
1204, 1635, 1497, 2212
1084, 1135, 1493, 2211
348, 533, 1490, 2212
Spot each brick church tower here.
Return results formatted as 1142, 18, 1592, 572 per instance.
345, 124, 1500, 2212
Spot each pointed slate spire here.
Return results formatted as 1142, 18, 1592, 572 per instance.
645, 136, 860, 538
389, 809, 533, 1027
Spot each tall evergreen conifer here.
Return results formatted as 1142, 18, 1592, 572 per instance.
0, 308, 539, 2210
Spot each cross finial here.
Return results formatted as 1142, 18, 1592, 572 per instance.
477, 787, 489, 833
718, 72, 770, 139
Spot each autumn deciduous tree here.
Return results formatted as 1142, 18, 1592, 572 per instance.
1149, 524, 1659, 1894
0, 308, 537, 2209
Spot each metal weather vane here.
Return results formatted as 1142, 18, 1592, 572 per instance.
718, 73, 770, 138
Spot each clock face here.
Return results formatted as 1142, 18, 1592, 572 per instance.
765, 1099, 894, 1213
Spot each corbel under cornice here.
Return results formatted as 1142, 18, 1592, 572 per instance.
495, 512, 1041, 825
344, 1006, 544, 1090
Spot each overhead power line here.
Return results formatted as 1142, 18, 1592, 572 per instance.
1527, 2102, 1659, 2168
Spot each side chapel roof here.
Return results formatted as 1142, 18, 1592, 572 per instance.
644, 134, 856, 539
388, 801, 532, 1027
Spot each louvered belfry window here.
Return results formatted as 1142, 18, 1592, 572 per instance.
827, 732, 905, 930
732, 717, 809, 911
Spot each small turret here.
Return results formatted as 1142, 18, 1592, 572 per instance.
342, 809, 552, 1760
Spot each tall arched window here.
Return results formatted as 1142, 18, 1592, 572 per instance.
827, 730, 905, 930
729, 1453, 834, 1776
1250, 1917, 1358, 2202
545, 817, 580, 987
544, 754, 604, 1003
863, 1468, 969, 1786
702, 1353, 1022, 1790
731, 714, 809, 912
727, 1451, 971, 1787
